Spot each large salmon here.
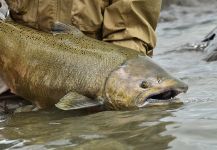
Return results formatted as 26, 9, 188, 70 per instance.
0, 21, 188, 110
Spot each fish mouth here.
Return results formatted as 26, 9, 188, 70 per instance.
136, 89, 183, 108
148, 90, 180, 100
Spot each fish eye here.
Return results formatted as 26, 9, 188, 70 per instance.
140, 81, 149, 89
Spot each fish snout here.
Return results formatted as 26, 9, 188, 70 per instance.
160, 79, 188, 94
136, 80, 188, 108
170, 79, 188, 94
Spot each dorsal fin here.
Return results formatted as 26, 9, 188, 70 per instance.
52, 22, 84, 37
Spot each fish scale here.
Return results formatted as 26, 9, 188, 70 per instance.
0, 20, 188, 110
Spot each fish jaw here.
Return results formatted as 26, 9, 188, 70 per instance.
103, 56, 188, 110
135, 78, 188, 108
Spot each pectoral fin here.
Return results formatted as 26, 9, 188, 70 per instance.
55, 92, 103, 110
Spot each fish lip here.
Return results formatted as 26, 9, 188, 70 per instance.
135, 88, 182, 108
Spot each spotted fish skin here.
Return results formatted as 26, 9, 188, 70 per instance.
0, 21, 139, 108
0, 21, 188, 110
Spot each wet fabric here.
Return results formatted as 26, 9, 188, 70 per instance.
6, 0, 161, 56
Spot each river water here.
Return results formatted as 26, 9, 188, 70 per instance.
1, 3, 217, 150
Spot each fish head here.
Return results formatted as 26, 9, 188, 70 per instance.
104, 56, 188, 110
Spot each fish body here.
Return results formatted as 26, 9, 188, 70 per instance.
0, 21, 188, 110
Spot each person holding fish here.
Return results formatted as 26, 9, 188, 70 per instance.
0, 0, 188, 111
4, 0, 161, 57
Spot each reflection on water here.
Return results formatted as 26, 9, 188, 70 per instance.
1, 2, 217, 150
0, 107, 176, 150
